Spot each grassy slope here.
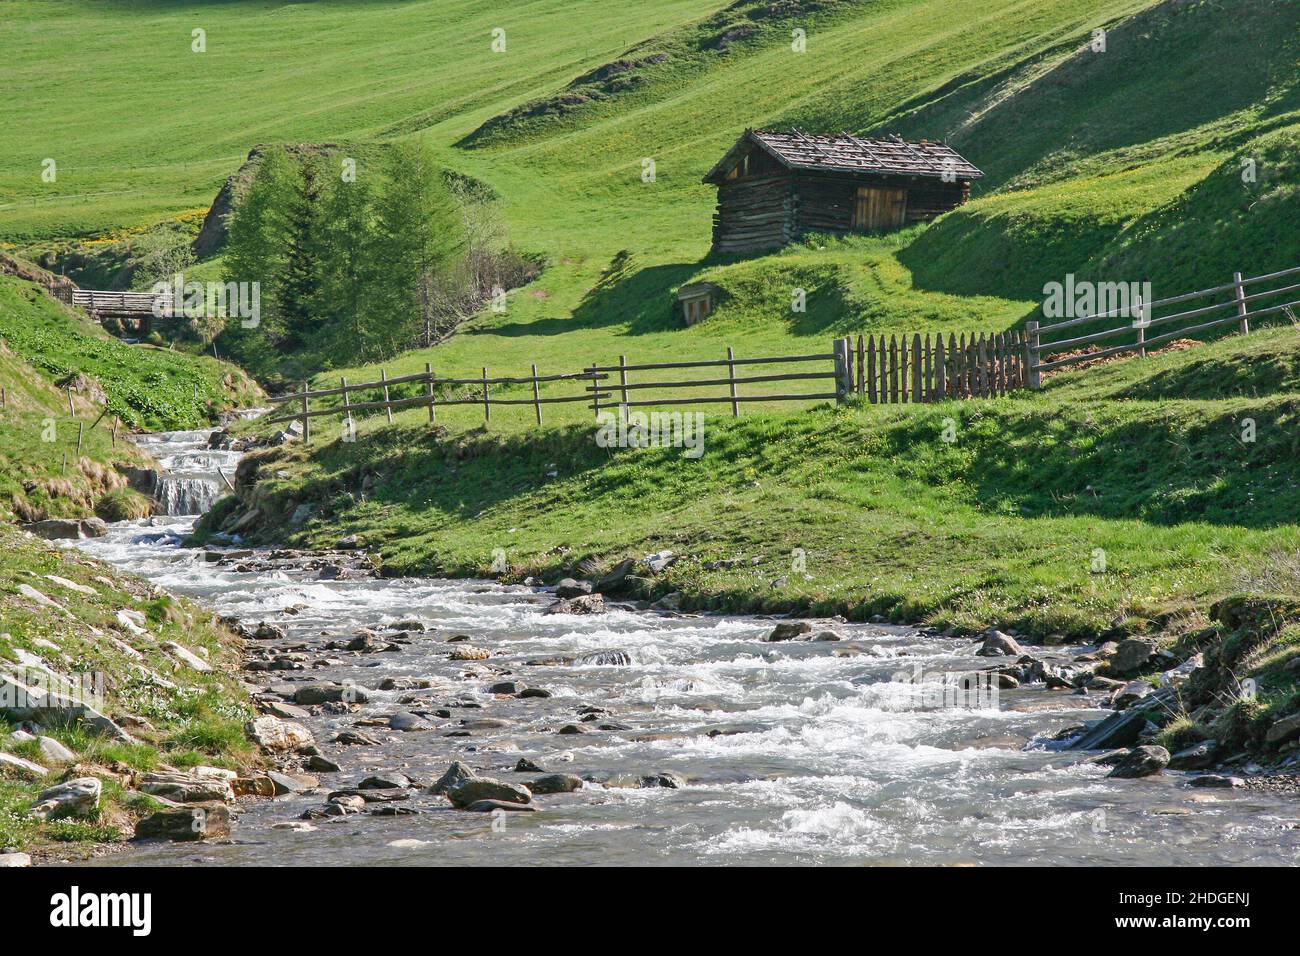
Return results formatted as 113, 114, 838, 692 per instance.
0, 523, 256, 855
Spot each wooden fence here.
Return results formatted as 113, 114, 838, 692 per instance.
264, 334, 1021, 440
843, 330, 1027, 403
1026, 264, 1300, 386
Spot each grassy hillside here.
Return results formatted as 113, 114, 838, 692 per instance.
12, 0, 1295, 384
0, 524, 256, 856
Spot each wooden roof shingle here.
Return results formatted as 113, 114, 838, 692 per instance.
704, 129, 983, 184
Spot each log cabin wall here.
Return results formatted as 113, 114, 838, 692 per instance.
711, 173, 795, 254
789, 173, 969, 235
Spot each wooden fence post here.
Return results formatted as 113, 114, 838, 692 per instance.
1026, 321, 1042, 390
618, 355, 629, 423
426, 363, 436, 425
381, 369, 393, 423
726, 346, 740, 416
482, 367, 490, 423
866, 335, 877, 404
935, 334, 946, 400
340, 378, 352, 438
833, 338, 851, 401
889, 335, 899, 403
908, 334, 920, 403
1234, 271, 1250, 335
300, 382, 311, 445
531, 363, 542, 425
856, 335, 865, 395
1136, 293, 1148, 359
590, 364, 601, 419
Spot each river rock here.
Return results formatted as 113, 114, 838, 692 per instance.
1159, 654, 1202, 689
139, 771, 235, 803
1168, 739, 1218, 770
1188, 774, 1244, 789
554, 578, 593, 599
1107, 745, 1170, 779
135, 803, 230, 841
25, 518, 85, 540
765, 621, 811, 642
976, 631, 1022, 657
333, 730, 379, 746
293, 683, 368, 705
545, 594, 606, 615
450, 646, 491, 661
488, 681, 524, 695
639, 771, 686, 789
307, 754, 341, 773
462, 799, 538, 813
430, 761, 478, 795
1264, 712, 1300, 745
1113, 680, 1153, 709
527, 773, 583, 795
246, 715, 314, 751
573, 650, 632, 667
31, 777, 101, 820
1111, 639, 1159, 675
518, 687, 552, 699
0, 852, 31, 867
447, 777, 532, 808
360, 772, 411, 790
593, 558, 636, 593
388, 712, 427, 732
515, 757, 545, 773
1067, 689, 1174, 750
253, 621, 287, 640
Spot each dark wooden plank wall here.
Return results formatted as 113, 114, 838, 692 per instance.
711, 173, 794, 254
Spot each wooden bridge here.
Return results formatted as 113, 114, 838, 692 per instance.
69, 288, 175, 336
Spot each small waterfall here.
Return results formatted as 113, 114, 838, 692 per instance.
153, 475, 221, 516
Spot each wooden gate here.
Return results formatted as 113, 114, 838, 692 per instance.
853, 186, 907, 230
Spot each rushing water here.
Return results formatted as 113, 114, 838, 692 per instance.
67, 429, 1300, 866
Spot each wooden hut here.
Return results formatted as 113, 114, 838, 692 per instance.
703, 129, 982, 254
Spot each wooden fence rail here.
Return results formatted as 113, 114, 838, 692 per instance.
264, 334, 1022, 442
1026, 264, 1300, 386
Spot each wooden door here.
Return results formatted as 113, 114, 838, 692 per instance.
853, 186, 907, 230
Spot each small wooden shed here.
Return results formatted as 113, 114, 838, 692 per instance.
676, 281, 721, 325
703, 129, 983, 254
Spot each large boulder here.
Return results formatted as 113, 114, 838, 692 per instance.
1168, 739, 1218, 770
429, 761, 477, 795
1066, 690, 1175, 750
25, 518, 83, 540
765, 621, 811, 642
975, 631, 1022, 657
1265, 712, 1300, 745
0, 673, 135, 742
554, 578, 593, 599
544, 594, 606, 615
593, 558, 636, 594
245, 715, 313, 751
526, 773, 584, 795
139, 771, 235, 804
31, 777, 101, 820
1106, 745, 1170, 779
134, 803, 231, 841
446, 777, 532, 808
1110, 639, 1159, 675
